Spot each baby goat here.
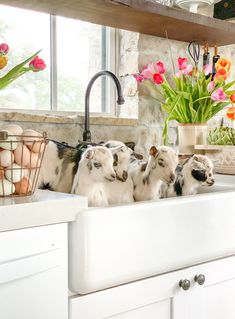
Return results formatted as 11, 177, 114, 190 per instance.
160, 154, 214, 198
38, 140, 79, 193
71, 146, 116, 207
103, 140, 134, 205
128, 145, 178, 201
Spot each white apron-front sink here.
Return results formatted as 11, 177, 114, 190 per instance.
68, 174, 235, 294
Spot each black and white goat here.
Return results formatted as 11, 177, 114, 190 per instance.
103, 140, 134, 205
38, 140, 79, 193
71, 146, 116, 207
128, 145, 178, 201
160, 154, 214, 198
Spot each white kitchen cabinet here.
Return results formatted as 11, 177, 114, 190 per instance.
69, 255, 235, 319
0, 223, 68, 319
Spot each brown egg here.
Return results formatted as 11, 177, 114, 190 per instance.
0, 166, 4, 180
22, 130, 42, 149
26, 152, 41, 169
29, 140, 45, 153
14, 144, 30, 167
14, 176, 32, 195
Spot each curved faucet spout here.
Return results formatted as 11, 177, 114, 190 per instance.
83, 71, 125, 142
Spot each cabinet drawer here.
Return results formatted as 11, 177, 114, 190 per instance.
0, 248, 60, 285
0, 224, 66, 263
70, 255, 235, 319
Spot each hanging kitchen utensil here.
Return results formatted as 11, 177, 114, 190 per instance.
188, 41, 200, 70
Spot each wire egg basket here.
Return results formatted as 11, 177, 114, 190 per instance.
0, 130, 47, 197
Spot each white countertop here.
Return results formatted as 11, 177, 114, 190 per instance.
0, 190, 88, 232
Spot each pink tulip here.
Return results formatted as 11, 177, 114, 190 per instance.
29, 56, 46, 72
0, 43, 9, 55
181, 64, 193, 75
211, 88, 227, 102
134, 73, 146, 82
156, 61, 166, 74
153, 73, 164, 85
141, 68, 153, 79
141, 63, 155, 79
207, 81, 215, 92
177, 57, 187, 70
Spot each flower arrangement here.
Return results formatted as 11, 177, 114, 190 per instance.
134, 56, 235, 144
0, 43, 46, 90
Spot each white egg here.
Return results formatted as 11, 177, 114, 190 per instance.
0, 150, 14, 167
5, 163, 24, 183
0, 179, 15, 196
3, 125, 23, 136
0, 131, 18, 151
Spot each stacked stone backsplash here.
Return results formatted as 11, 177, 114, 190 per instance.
0, 113, 137, 146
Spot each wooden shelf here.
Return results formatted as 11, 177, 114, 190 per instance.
1, 0, 235, 46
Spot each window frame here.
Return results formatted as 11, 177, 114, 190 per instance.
50, 15, 116, 115
0, 7, 117, 116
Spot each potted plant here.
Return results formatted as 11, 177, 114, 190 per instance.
134, 56, 235, 154
194, 107, 235, 174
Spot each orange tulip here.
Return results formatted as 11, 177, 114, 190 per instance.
215, 67, 230, 81
215, 58, 231, 73
226, 107, 235, 121
230, 93, 235, 103
0, 55, 7, 69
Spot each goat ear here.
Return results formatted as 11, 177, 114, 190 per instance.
110, 145, 123, 154
192, 154, 199, 162
132, 151, 143, 160
85, 149, 94, 160
149, 146, 158, 157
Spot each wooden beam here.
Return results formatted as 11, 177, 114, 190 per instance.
0, 0, 235, 46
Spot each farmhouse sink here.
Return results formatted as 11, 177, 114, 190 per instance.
68, 174, 235, 294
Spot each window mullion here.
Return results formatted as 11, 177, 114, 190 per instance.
50, 15, 58, 111
101, 26, 108, 113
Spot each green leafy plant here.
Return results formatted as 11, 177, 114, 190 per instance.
207, 127, 235, 145
134, 57, 235, 144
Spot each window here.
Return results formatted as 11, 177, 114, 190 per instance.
0, 5, 115, 113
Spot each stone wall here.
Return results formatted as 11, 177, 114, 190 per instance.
0, 112, 137, 146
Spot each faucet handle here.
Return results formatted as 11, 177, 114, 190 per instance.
83, 130, 91, 143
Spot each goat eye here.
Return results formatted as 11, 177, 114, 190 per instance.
113, 154, 118, 166
158, 160, 165, 167
94, 162, 102, 169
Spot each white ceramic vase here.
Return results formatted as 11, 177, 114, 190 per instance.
178, 123, 208, 154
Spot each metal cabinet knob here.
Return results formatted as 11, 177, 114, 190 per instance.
194, 274, 206, 285
179, 279, 191, 290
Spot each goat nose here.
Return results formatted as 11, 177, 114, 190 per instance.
122, 171, 128, 181
170, 173, 175, 182
111, 174, 116, 180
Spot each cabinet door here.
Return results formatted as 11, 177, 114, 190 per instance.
174, 255, 235, 319
0, 224, 68, 319
199, 255, 235, 319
